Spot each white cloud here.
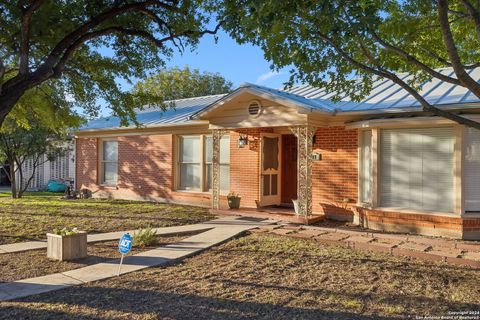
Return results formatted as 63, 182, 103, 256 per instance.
256, 70, 284, 83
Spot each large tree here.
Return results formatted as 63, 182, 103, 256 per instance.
219, 0, 480, 129
0, 0, 220, 127
134, 66, 232, 100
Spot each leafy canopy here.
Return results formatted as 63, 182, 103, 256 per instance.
218, 0, 480, 101
134, 66, 233, 101
0, 0, 219, 126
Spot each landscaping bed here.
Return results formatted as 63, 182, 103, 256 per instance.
0, 192, 214, 244
0, 233, 194, 283
1, 233, 479, 319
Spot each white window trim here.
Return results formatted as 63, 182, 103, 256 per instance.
99, 138, 118, 186
176, 134, 230, 194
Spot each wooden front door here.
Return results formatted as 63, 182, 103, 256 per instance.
260, 133, 282, 206
281, 134, 298, 204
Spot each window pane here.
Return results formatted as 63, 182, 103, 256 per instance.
103, 162, 118, 184
360, 130, 372, 203
380, 127, 453, 212
180, 164, 201, 190
263, 175, 270, 196
220, 136, 230, 164
271, 174, 278, 195
181, 136, 200, 163
220, 164, 230, 191
103, 141, 118, 161
205, 164, 212, 190
263, 137, 279, 170
205, 136, 213, 163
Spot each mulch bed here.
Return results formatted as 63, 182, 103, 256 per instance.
0, 234, 193, 283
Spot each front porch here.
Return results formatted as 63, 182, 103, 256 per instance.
211, 206, 325, 224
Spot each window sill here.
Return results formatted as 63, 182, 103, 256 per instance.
99, 184, 118, 189
174, 189, 229, 196
360, 206, 459, 217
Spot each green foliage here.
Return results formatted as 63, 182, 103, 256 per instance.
0, 1, 218, 126
134, 66, 232, 101
218, 0, 480, 100
52, 227, 79, 236
133, 227, 157, 247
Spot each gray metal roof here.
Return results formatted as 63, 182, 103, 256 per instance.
80, 67, 480, 131
282, 67, 480, 112
79, 94, 226, 131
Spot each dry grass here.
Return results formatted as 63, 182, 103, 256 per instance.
0, 234, 194, 283
0, 192, 214, 244
1, 233, 479, 319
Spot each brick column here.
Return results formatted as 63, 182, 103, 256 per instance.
212, 129, 228, 209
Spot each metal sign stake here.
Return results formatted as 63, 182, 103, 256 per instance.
117, 253, 125, 276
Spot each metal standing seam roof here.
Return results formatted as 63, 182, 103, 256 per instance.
79, 67, 480, 131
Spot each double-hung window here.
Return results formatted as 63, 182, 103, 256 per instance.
178, 135, 230, 192
101, 140, 118, 185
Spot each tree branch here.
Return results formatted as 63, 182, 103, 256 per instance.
437, 0, 480, 98
18, 0, 45, 75
460, 0, 480, 42
371, 32, 461, 85
316, 31, 480, 130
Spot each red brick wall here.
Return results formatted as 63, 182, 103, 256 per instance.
230, 128, 274, 208
75, 135, 214, 207
75, 138, 98, 189
312, 126, 358, 218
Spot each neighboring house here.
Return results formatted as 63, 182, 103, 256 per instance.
75, 68, 480, 240
17, 140, 75, 190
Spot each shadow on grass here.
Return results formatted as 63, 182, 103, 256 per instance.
4, 286, 395, 320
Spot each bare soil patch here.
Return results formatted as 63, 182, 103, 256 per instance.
1, 233, 479, 319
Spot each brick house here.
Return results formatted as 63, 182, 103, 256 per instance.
75, 71, 480, 240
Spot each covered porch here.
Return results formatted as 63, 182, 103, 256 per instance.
193, 84, 332, 222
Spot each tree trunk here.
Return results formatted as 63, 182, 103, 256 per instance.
8, 157, 17, 199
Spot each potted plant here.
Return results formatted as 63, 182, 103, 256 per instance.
47, 227, 87, 261
227, 192, 241, 209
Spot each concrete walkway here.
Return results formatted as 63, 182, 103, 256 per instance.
253, 224, 480, 268
0, 216, 273, 301
0, 220, 229, 254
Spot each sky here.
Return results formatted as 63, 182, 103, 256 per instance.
96, 30, 292, 117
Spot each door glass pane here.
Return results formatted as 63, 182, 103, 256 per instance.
180, 164, 201, 189
181, 136, 200, 162
271, 174, 278, 195
263, 137, 279, 170
103, 141, 118, 161
220, 164, 230, 191
263, 175, 270, 196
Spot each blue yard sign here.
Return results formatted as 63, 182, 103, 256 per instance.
117, 233, 133, 276
118, 233, 133, 254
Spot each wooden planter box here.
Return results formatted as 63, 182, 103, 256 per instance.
47, 231, 87, 261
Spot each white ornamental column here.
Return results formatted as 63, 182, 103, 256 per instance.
290, 126, 316, 216
212, 129, 228, 209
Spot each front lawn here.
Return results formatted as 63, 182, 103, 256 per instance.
1, 233, 479, 319
0, 192, 214, 244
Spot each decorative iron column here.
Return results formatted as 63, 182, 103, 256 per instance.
290, 126, 316, 216
212, 129, 229, 209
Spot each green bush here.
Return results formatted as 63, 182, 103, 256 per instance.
133, 227, 157, 247
52, 227, 78, 236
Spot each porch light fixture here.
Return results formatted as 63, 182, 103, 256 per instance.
238, 134, 249, 148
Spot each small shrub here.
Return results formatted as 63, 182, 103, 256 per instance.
52, 227, 78, 236
133, 227, 157, 247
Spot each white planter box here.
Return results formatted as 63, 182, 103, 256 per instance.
47, 231, 87, 261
